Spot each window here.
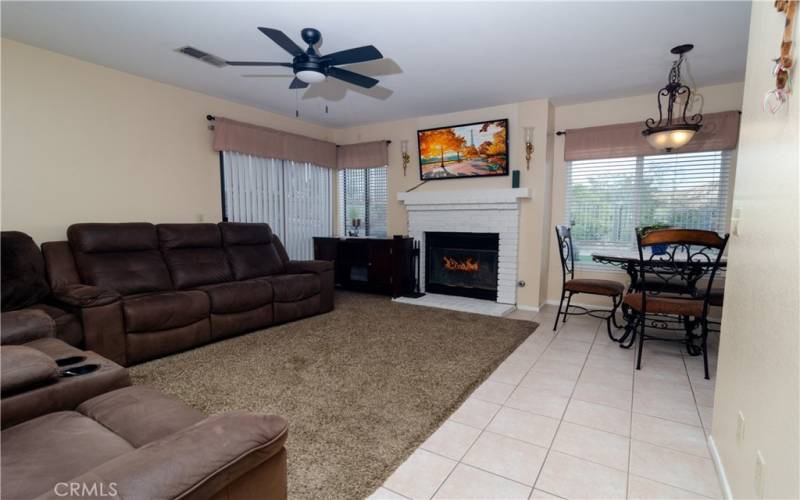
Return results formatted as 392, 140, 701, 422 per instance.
566, 150, 732, 263
221, 151, 332, 260
338, 166, 388, 237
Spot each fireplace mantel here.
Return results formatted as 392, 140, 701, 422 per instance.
397, 187, 531, 206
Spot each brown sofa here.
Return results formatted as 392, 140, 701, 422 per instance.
43, 222, 334, 366
1, 231, 84, 346
1, 321, 288, 500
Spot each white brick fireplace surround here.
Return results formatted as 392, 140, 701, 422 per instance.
397, 188, 531, 306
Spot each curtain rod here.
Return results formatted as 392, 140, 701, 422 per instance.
207, 115, 390, 144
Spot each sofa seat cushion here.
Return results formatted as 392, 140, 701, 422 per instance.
196, 280, 273, 314
1, 411, 133, 500
78, 386, 205, 448
623, 292, 704, 316
265, 274, 320, 302
123, 291, 209, 333
565, 278, 625, 296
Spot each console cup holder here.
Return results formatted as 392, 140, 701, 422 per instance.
61, 364, 100, 377
55, 356, 87, 367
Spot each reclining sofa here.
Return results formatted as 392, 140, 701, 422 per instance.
42, 222, 334, 366
1, 321, 288, 500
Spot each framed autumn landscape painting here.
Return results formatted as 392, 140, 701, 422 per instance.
417, 119, 508, 180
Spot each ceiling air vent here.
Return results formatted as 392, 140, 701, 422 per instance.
176, 46, 227, 67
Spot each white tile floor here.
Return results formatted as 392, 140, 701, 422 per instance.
370, 306, 721, 500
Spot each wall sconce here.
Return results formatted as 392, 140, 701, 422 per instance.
401, 140, 411, 176
524, 127, 534, 170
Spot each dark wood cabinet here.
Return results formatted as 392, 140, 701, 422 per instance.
313, 237, 414, 297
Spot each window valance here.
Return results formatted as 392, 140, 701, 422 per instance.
563, 110, 741, 161
212, 117, 337, 169
336, 141, 389, 170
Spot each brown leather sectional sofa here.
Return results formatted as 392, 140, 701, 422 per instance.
41, 222, 334, 366
1, 323, 288, 500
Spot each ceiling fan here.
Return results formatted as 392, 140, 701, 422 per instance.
225, 27, 384, 89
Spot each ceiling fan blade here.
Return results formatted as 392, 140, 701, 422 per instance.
324, 45, 383, 66
241, 74, 293, 78
327, 67, 379, 89
258, 27, 304, 57
289, 77, 309, 89
226, 61, 292, 67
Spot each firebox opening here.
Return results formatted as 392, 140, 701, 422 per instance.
425, 232, 499, 301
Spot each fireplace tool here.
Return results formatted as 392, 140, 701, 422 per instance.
403, 239, 425, 298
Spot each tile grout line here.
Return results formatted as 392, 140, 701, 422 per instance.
626, 320, 637, 500
379, 485, 411, 499
432, 314, 568, 499
426, 318, 558, 500
529, 317, 604, 494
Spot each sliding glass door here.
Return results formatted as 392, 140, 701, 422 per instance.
221, 151, 332, 260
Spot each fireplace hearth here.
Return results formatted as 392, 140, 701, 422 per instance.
425, 232, 499, 300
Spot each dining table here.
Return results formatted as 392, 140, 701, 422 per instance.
590, 248, 726, 350
591, 248, 727, 293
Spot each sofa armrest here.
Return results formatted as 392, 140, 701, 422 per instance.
51, 284, 120, 308
42, 412, 288, 500
283, 260, 334, 275
0, 310, 56, 345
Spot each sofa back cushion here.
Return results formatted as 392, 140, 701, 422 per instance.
219, 223, 285, 280
68, 223, 173, 296
1, 231, 50, 311
157, 224, 232, 289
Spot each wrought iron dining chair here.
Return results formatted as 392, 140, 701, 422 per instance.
623, 229, 729, 379
553, 225, 625, 339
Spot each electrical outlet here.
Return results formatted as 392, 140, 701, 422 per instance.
737, 411, 746, 443
755, 450, 766, 499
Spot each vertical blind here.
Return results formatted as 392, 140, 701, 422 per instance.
222, 151, 332, 260
566, 150, 732, 262
338, 166, 388, 237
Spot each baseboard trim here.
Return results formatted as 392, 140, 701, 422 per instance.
516, 304, 540, 312
708, 435, 733, 500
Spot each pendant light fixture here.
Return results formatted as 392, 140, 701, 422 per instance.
642, 44, 703, 151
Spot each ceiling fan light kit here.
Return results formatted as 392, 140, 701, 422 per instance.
642, 44, 703, 152
210, 26, 383, 90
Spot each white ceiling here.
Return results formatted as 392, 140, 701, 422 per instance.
1, 1, 751, 128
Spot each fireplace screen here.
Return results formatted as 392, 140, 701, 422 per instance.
426, 232, 499, 300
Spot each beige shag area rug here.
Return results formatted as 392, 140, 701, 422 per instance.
129, 291, 537, 500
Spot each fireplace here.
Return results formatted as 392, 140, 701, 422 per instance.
425, 232, 499, 300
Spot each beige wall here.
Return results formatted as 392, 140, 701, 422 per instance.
333, 99, 555, 308
1, 39, 333, 243
711, 2, 799, 498
544, 82, 745, 307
